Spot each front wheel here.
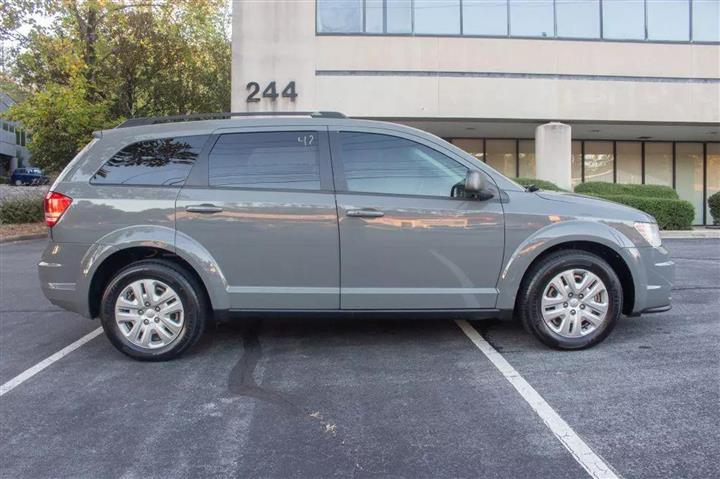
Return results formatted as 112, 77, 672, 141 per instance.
14, 179, 23, 186
100, 260, 206, 361
517, 250, 623, 350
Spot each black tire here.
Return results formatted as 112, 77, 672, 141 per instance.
100, 259, 207, 361
517, 250, 622, 350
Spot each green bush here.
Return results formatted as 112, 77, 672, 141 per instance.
592, 195, 694, 230
514, 177, 565, 192
0, 197, 45, 224
575, 182, 679, 199
708, 191, 720, 225
0, 176, 8, 184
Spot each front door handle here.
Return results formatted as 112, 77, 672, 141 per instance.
185, 204, 223, 214
346, 208, 385, 218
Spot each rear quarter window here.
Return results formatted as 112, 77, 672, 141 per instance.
91, 135, 208, 186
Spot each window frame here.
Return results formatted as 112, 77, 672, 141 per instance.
188, 127, 335, 193
90, 134, 211, 188
328, 127, 498, 201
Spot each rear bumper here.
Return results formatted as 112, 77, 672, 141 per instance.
38, 242, 93, 317
624, 245, 674, 315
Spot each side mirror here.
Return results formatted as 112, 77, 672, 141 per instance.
464, 170, 484, 192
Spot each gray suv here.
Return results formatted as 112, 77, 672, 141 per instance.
39, 112, 674, 360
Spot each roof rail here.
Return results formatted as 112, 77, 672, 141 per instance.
115, 111, 347, 128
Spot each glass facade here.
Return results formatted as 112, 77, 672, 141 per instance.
451, 138, 720, 225
583, 141, 614, 183
616, 142, 643, 184
317, 0, 718, 42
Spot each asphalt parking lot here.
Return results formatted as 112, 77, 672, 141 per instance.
1, 238, 718, 479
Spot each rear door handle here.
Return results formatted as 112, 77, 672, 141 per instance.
185, 204, 223, 214
346, 208, 385, 218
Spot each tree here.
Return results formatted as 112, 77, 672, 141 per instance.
4, 0, 231, 172
8, 79, 113, 172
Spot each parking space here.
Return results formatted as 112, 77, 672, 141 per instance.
1, 239, 718, 478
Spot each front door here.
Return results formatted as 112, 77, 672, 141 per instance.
176, 127, 339, 310
331, 130, 505, 310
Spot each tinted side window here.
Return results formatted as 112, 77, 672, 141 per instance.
338, 132, 467, 198
92, 136, 207, 186
209, 131, 322, 190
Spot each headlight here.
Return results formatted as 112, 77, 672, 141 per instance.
633, 222, 661, 247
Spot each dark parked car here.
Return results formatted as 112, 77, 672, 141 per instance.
11, 167, 49, 186
38, 112, 674, 361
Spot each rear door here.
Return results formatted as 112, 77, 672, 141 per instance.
176, 127, 340, 310
330, 128, 505, 310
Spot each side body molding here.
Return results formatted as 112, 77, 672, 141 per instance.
495, 220, 638, 311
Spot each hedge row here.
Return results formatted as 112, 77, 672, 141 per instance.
590, 194, 694, 230
0, 197, 45, 224
514, 177, 565, 192
708, 191, 720, 225
575, 182, 678, 199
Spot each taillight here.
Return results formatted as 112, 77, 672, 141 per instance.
44, 191, 73, 227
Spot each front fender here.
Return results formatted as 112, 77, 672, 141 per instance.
496, 220, 636, 311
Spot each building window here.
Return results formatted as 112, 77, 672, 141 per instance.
572, 141, 582, 186
644, 142, 673, 186
387, 0, 413, 33
616, 142, 642, 184
339, 132, 467, 197
584, 141, 614, 183
518, 140, 535, 177
451, 139, 485, 162
707, 143, 720, 224
509, 0, 554, 37
463, 0, 509, 36
675, 143, 704, 224
602, 0, 646, 40
317, 0, 363, 33
20, 130, 26, 147
365, 0, 384, 33
209, 131, 323, 190
556, 0, 600, 39
317, 0, 715, 44
414, 0, 461, 35
692, 0, 720, 42
1, 122, 8, 131
92, 136, 208, 186
647, 0, 690, 41
486, 139, 517, 178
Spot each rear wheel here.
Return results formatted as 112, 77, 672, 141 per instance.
14, 179, 22, 186
518, 250, 622, 350
100, 260, 206, 361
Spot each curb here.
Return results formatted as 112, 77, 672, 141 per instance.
0, 233, 47, 244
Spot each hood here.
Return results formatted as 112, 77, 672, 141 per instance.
534, 191, 655, 223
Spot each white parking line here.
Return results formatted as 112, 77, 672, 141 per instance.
455, 320, 620, 479
0, 327, 104, 397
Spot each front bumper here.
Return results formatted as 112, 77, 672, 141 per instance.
623, 245, 675, 315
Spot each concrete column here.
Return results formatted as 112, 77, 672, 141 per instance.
231, 0, 316, 112
535, 122, 572, 191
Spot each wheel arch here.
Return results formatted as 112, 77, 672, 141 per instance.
512, 241, 635, 316
497, 221, 638, 315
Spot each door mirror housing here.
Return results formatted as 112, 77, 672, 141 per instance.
464, 170, 484, 193
463, 170, 494, 200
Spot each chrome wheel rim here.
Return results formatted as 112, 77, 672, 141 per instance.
114, 279, 184, 349
540, 269, 609, 338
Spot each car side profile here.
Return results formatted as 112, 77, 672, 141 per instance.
39, 112, 674, 360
